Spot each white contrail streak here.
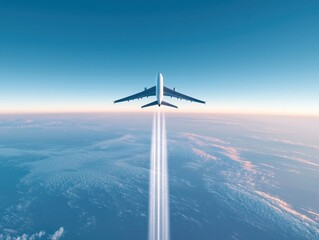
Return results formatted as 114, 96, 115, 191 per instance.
149, 110, 170, 240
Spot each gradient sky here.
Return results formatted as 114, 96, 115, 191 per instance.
0, 0, 318, 114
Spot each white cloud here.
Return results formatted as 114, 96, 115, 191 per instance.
29, 231, 46, 240
0, 229, 63, 240
50, 227, 64, 240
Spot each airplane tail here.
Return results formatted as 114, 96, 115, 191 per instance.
161, 101, 178, 108
141, 100, 178, 108
141, 101, 158, 108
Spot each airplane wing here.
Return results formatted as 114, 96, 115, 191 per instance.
114, 86, 156, 103
164, 86, 205, 104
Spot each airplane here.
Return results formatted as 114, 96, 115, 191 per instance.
114, 73, 205, 109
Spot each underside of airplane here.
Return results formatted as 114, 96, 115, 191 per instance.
114, 73, 205, 109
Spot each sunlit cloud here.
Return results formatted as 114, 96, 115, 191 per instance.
255, 191, 316, 224
192, 148, 218, 161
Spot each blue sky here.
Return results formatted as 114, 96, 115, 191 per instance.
0, 0, 318, 114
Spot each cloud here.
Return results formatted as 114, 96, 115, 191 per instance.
275, 154, 319, 168
29, 231, 46, 240
308, 210, 319, 222
251, 149, 319, 169
50, 227, 64, 240
182, 132, 227, 146
251, 136, 319, 151
180, 130, 319, 238
0, 133, 150, 232
255, 191, 316, 224
0, 228, 62, 240
91, 134, 138, 149
192, 148, 218, 161
208, 184, 319, 239
183, 132, 255, 172
211, 143, 255, 172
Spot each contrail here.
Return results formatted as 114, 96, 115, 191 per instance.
149, 110, 170, 240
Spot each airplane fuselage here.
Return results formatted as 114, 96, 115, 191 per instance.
114, 72, 205, 109
156, 73, 164, 106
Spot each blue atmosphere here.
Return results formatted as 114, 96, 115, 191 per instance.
1, 2, 319, 240
0, 0, 318, 113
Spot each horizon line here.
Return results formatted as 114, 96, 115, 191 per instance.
0, 110, 318, 117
